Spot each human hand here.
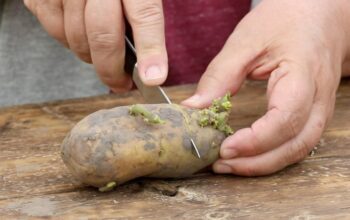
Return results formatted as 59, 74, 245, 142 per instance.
24, 0, 168, 92
183, 0, 350, 176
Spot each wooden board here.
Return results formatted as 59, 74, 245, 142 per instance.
1, 80, 350, 219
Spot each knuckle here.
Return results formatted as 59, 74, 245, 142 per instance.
97, 68, 128, 86
205, 60, 221, 75
137, 44, 164, 57
68, 31, 87, 47
99, 75, 132, 92
72, 46, 90, 57
88, 32, 123, 52
296, 140, 310, 162
98, 74, 121, 87
241, 165, 260, 177
200, 73, 223, 86
312, 102, 330, 130
201, 60, 227, 86
246, 126, 264, 155
99, 73, 114, 83
204, 59, 235, 84
285, 139, 310, 164
279, 110, 301, 138
128, 2, 163, 27
314, 118, 326, 131
36, 0, 62, 16
25, 0, 68, 46
70, 40, 90, 56
68, 32, 90, 53
76, 52, 92, 64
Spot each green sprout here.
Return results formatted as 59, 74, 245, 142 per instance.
99, 181, 117, 192
198, 93, 233, 136
129, 105, 165, 124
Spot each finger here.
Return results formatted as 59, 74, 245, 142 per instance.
247, 56, 280, 81
85, 0, 132, 91
63, 0, 91, 63
220, 64, 315, 159
181, 31, 262, 108
123, 0, 168, 86
24, 0, 68, 47
213, 99, 331, 176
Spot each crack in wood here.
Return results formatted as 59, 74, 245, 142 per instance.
124, 180, 180, 197
147, 181, 179, 197
41, 106, 75, 125
0, 120, 11, 135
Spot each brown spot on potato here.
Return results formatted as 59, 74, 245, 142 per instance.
101, 139, 113, 150
144, 142, 156, 151
158, 107, 183, 127
159, 144, 165, 158
168, 133, 176, 138
182, 134, 193, 152
135, 132, 155, 141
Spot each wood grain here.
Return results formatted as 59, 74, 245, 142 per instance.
0, 81, 350, 219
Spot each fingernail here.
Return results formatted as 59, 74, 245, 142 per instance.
221, 148, 238, 159
145, 65, 163, 80
213, 163, 232, 174
182, 94, 201, 106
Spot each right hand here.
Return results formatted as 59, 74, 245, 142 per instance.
24, 0, 168, 92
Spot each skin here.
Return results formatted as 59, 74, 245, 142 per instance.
61, 104, 226, 187
183, 0, 350, 175
27, 0, 350, 176
24, 0, 168, 92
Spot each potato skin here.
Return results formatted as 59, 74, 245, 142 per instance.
61, 104, 226, 187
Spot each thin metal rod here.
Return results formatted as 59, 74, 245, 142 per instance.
158, 87, 172, 104
191, 139, 201, 158
125, 36, 136, 55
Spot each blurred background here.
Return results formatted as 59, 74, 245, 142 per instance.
0, 0, 107, 107
0, 0, 260, 108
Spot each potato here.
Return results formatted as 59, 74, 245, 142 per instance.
61, 95, 232, 191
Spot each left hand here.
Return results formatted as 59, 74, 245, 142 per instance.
183, 0, 350, 176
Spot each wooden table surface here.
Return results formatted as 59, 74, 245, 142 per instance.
1, 80, 350, 219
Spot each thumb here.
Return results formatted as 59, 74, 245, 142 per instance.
182, 36, 261, 108
123, 0, 168, 86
